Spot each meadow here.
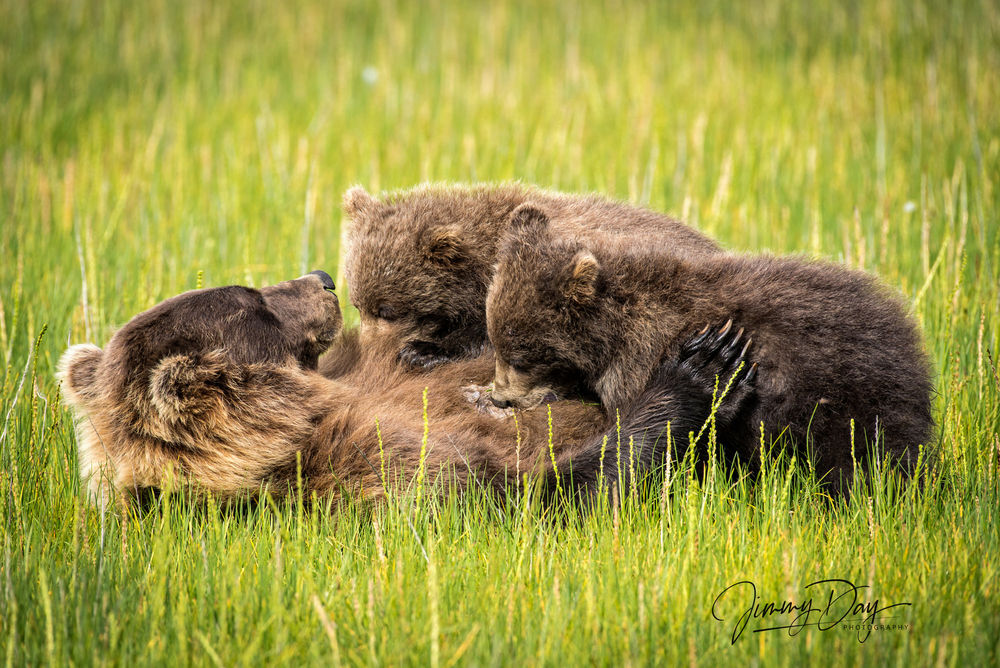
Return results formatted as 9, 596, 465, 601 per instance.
1, 0, 999, 664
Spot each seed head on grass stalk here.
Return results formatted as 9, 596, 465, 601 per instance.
690, 363, 744, 452
415, 387, 429, 513
850, 418, 857, 483
295, 450, 306, 539
597, 434, 608, 501
758, 421, 767, 481
375, 416, 386, 491
615, 409, 623, 506
628, 434, 636, 500
659, 425, 672, 551
513, 411, 521, 496
547, 403, 562, 500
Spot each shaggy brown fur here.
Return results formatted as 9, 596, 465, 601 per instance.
343, 182, 722, 369
486, 205, 934, 488
59, 273, 757, 506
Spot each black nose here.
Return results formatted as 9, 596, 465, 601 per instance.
309, 270, 336, 290
489, 395, 511, 409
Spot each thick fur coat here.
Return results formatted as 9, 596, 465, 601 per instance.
343, 182, 722, 368
486, 205, 934, 488
59, 273, 755, 506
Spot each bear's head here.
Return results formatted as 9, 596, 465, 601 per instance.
59, 271, 342, 505
342, 185, 519, 368
486, 204, 610, 410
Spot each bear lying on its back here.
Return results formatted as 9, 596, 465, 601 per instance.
342, 182, 722, 371
486, 205, 934, 490
59, 271, 757, 506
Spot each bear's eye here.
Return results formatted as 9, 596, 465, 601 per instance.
376, 305, 398, 321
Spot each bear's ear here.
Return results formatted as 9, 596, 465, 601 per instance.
58, 344, 105, 408
421, 225, 467, 266
343, 186, 388, 222
562, 250, 601, 303
149, 351, 233, 422
509, 203, 550, 232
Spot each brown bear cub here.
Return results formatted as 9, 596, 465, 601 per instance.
486, 205, 934, 488
59, 271, 756, 506
343, 183, 722, 370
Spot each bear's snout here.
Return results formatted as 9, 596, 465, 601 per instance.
308, 270, 336, 291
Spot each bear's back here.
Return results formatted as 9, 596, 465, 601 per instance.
371, 182, 722, 260
690, 255, 934, 469
535, 190, 722, 260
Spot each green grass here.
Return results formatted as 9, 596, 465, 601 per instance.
2, 0, 999, 664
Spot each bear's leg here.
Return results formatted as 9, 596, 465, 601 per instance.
559, 321, 757, 497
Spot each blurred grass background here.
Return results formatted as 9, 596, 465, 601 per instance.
1, 0, 999, 664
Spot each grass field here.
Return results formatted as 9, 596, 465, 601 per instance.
2, 0, 999, 664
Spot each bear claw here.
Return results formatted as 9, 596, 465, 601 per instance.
680, 323, 713, 356
679, 319, 758, 395
670, 320, 759, 428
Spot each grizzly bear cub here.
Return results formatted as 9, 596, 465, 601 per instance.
486, 205, 934, 488
59, 271, 756, 506
343, 183, 722, 369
